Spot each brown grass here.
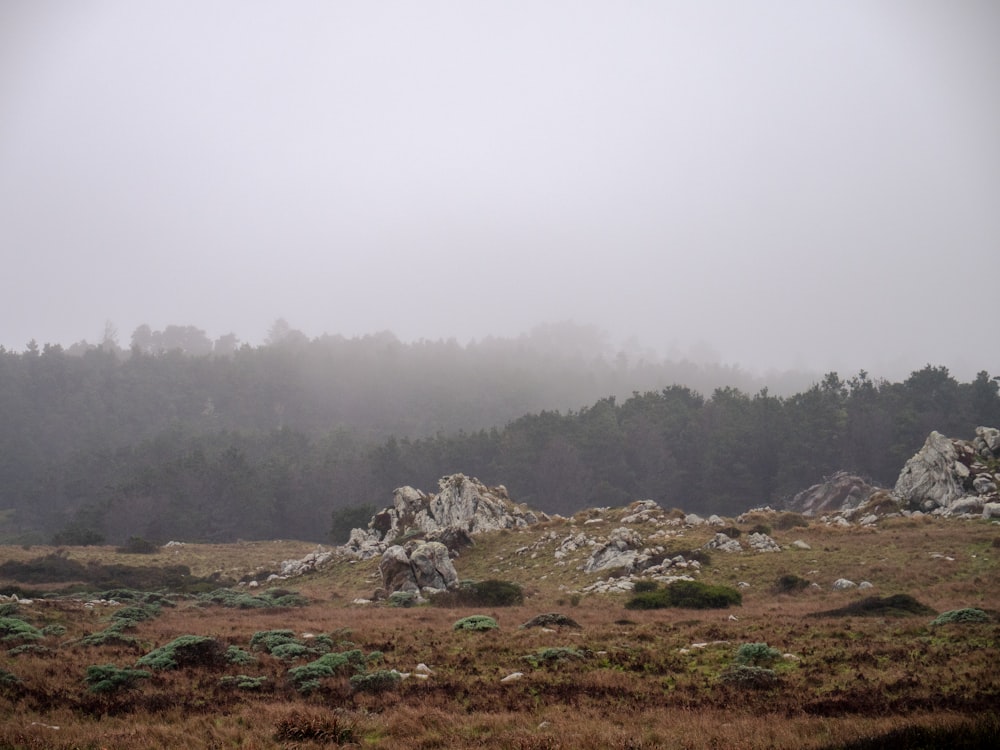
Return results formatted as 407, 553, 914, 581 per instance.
1, 514, 998, 748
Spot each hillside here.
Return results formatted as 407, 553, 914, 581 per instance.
0, 500, 997, 749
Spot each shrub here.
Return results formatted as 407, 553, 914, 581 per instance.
749, 523, 772, 536
136, 635, 225, 670
225, 646, 257, 666
219, 674, 267, 690
387, 591, 419, 608
199, 588, 308, 609
250, 629, 299, 653
719, 664, 779, 689
625, 581, 742, 610
41, 624, 67, 637
524, 647, 584, 667
453, 615, 499, 632
734, 642, 782, 667
349, 669, 401, 694
110, 604, 161, 628
774, 512, 809, 530
432, 579, 524, 607
719, 526, 742, 539
773, 573, 811, 594
0, 617, 43, 644
520, 613, 581, 629
0, 667, 19, 686
270, 642, 319, 662
632, 580, 659, 594
810, 594, 935, 618
84, 663, 151, 693
287, 650, 366, 691
930, 608, 991, 626
51, 525, 105, 546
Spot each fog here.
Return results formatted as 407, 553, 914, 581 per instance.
2, 1, 998, 380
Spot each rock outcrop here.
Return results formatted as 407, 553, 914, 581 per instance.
785, 471, 882, 516
893, 427, 1000, 515
378, 540, 458, 598
344, 474, 545, 560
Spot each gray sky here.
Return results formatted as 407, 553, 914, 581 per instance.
2, 1, 998, 379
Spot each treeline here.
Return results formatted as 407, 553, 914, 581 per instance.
1, 326, 998, 544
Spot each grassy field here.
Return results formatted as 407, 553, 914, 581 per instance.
0, 508, 998, 749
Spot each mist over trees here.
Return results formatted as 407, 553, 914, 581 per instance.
1, 322, 997, 544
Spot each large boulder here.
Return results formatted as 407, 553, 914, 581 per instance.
785, 471, 882, 516
378, 541, 459, 598
582, 527, 644, 573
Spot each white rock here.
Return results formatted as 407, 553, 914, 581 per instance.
832, 578, 857, 590
500, 672, 524, 683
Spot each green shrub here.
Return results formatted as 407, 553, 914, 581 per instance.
524, 647, 584, 667
270, 642, 319, 662
774, 512, 809, 530
387, 591, 419, 608
41, 623, 67, 637
930, 608, 991, 626
220, 674, 267, 690
225, 646, 257, 666
250, 629, 299, 653
431, 579, 524, 608
453, 615, 499, 631
734, 642, 782, 667
136, 635, 225, 670
199, 588, 307, 609
810, 594, 935, 618
110, 604, 161, 628
349, 669, 401, 694
6, 644, 51, 656
0, 617, 43, 643
719, 664, 779, 689
0, 668, 19, 686
287, 650, 366, 691
84, 663, 151, 693
632, 580, 659, 594
77, 629, 139, 648
719, 526, 742, 539
625, 580, 741, 610
749, 523, 772, 536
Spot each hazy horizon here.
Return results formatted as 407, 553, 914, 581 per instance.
3, 2, 998, 382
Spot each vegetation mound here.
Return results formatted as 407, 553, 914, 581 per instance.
431, 579, 524, 607
930, 608, 992, 626
809, 594, 936, 618
520, 613, 581, 629
136, 635, 226, 670
453, 615, 499, 632
625, 580, 742, 610
0, 554, 214, 591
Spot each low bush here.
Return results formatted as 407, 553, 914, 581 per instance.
199, 588, 308, 609
219, 674, 267, 690
349, 669, 401, 694
625, 580, 741, 610
225, 646, 257, 666
431, 579, 524, 607
524, 647, 585, 667
810, 594, 935, 618
719, 664, 779, 689
632, 580, 659, 594
519, 613, 581, 629
84, 663, 151, 693
453, 615, 499, 631
734, 642, 782, 667
774, 512, 809, 530
136, 635, 226, 670
0, 617, 43, 644
930, 608, 991, 626
249, 629, 299, 653
287, 650, 366, 692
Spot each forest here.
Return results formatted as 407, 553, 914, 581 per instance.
1, 323, 998, 544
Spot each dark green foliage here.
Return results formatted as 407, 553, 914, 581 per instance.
136, 635, 225, 670
249, 629, 299, 653
632, 580, 659, 594
773, 573, 811, 593
519, 613, 581, 629
625, 580, 742, 610
810, 594, 936, 618
0, 617, 43, 643
115, 536, 159, 554
41, 623, 66, 636
110, 604, 160, 627
387, 591, 418, 608
224, 645, 257, 665
0, 668, 20, 686
349, 669, 401, 694
6, 644, 51, 656
431, 579, 524, 607
84, 663, 151, 693
453, 615, 499, 631
219, 674, 267, 690
287, 650, 366, 691
719, 526, 742, 539
198, 588, 307, 609
734, 642, 782, 667
930, 608, 991, 626
0, 555, 205, 590
719, 664, 779, 689
524, 647, 585, 667
77, 629, 139, 648
749, 523, 772, 536
270, 642, 319, 662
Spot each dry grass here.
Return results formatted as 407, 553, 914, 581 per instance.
1, 513, 998, 748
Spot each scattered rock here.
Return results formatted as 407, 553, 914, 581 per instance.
705, 533, 742, 553
747, 532, 781, 552
832, 578, 857, 590
791, 540, 811, 550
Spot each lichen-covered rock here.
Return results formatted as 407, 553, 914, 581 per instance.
408, 541, 458, 593
747, 532, 781, 552
705, 532, 742, 553
786, 471, 882, 516
582, 527, 644, 573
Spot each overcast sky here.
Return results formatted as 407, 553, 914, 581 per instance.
2, 1, 998, 379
